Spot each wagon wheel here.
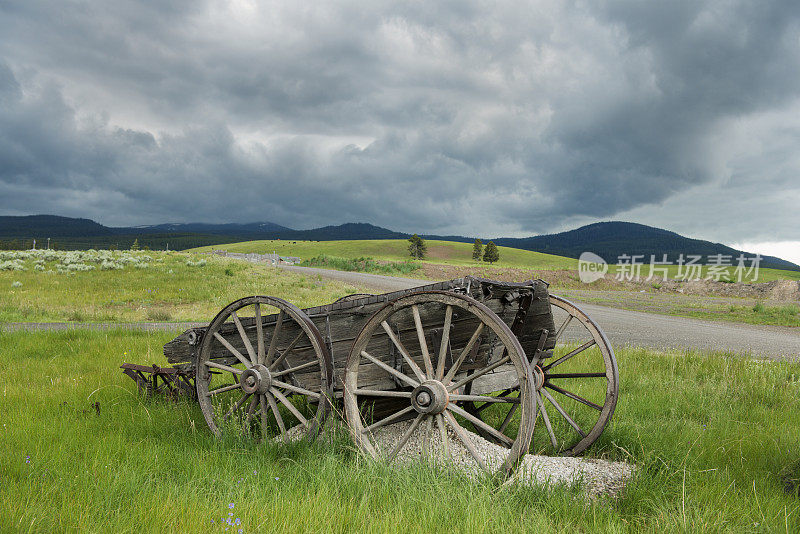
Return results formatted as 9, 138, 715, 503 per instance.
196, 296, 333, 442
343, 291, 536, 481
464, 294, 618, 456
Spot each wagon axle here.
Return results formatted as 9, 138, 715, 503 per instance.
411, 380, 449, 415
240, 365, 272, 395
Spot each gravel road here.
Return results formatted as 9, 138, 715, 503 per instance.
279, 265, 800, 360
4, 264, 798, 360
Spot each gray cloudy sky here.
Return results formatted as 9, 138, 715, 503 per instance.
1, 0, 799, 248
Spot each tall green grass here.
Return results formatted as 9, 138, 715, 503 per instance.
2, 330, 799, 532
750, 302, 800, 326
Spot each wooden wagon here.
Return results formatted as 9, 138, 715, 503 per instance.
161, 276, 618, 480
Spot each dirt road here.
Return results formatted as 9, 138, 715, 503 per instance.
279, 265, 800, 360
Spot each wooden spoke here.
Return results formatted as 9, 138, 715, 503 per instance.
554, 314, 573, 342
270, 387, 308, 427
353, 389, 412, 399
535, 390, 558, 449
442, 322, 485, 384
360, 350, 419, 388
444, 411, 490, 474
412, 305, 434, 378
436, 305, 453, 380
271, 379, 321, 399
255, 303, 265, 365
231, 311, 257, 366
244, 395, 259, 430
265, 310, 285, 366
259, 394, 270, 441
543, 339, 596, 371
545, 382, 603, 411
269, 330, 304, 371
540, 388, 587, 438
387, 413, 424, 462
423, 416, 432, 455
498, 402, 520, 435
205, 360, 243, 375
223, 393, 251, 421
363, 406, 416, 434
448, 354, 511, 392
474, 389, 514, 413
447, 403, 514, 447
213, 332, 252, 368
436, 414, 449, 458
272, 359, 319, 378
449, 393, 520, 404
381, 321, 427, 383
261, 393, 289, 441
207, 382, 241, 397
266, 392, 287, 440
545, 372, 606, 379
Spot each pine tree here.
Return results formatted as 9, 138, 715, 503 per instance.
408, 234, 427, 259
472, 239, 483, 261
483, 241, 499, 264
130, 239, 140, 251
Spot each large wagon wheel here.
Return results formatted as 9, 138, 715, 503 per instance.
464, 294, 618, 456
343, 291, 536, 481
196, 296, 333, 442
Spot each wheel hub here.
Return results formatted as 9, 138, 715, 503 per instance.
411, 380, 449, 414
240, 364, 271, 394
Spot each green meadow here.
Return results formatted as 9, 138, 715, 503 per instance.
2, 329, 799, 532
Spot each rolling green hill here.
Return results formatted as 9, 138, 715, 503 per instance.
189, 239, 578, 270
189, 238, 800, 283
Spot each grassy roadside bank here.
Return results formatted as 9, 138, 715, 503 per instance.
559, 290, 800, 328
0, 251, 369, 323
2, 329, 799, 532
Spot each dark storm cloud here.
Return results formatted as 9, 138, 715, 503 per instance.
1, 0, 799, 240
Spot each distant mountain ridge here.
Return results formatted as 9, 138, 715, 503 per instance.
0, 215, 113, 238
127, 221, 291, 235
493, 221, 799, 269
1, 214, 797, 271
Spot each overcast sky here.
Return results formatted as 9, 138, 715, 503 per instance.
1, 1, 798, 257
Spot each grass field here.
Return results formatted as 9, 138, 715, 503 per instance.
0, 251, 369, 323
189, 239, 800, 284
2, 329, 799, 532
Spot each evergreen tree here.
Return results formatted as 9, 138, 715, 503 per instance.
483, 241, 500, 264
408, 234, 427, 259
130, 239, 140, 251
472, 239, 483, 261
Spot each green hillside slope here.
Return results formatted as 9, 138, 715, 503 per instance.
189, 239, 578, 270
